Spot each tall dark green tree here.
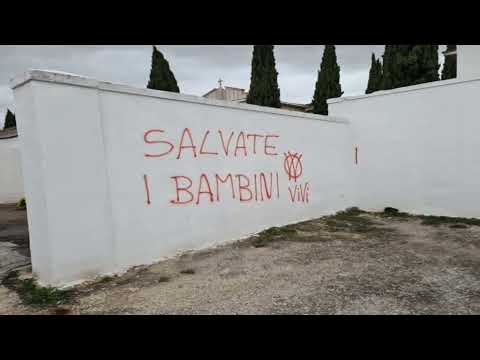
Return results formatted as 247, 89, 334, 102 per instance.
246, 45, 281, 108
441, 45, 457, 80
382, 45, 415, 89
411, 45, 439, 85
311, 45, 343, 115
382, 45, 439, 89
147, 46, 180, 93
366, 53, 383, 94
3, 109, 16, 129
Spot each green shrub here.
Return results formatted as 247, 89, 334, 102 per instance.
16, 197, 26, 209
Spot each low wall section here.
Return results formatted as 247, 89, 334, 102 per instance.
329, 77, 480, 218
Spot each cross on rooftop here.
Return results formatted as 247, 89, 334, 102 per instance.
218, 78, 223, 88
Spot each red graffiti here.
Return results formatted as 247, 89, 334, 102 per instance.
284, 151, 303, 182
144, 128, 280, 160
264, 135, 279, 156
169, 172, 280, 205
177, 128, 197, 159
215, 174, 235, 201
218, 130, 235, 156
142, 127, 313, 207
199, 131, 219, 156
144, 130, 174, 158
288, 183, 310, 203
170, 176, 194, 204
246, 134, 264, 154
144, 174, 151, 205
196, 174, 215, 204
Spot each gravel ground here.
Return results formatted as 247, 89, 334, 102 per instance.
1, 206, 479, 315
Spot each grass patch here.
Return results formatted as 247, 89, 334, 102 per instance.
418, 215, 480, 227
252, 225, 298, 247
99, 275, 115, 283
373, 207, 480, 228
323, 208, 377, 233
2, 271, 73, 307
19, 279, 72, 306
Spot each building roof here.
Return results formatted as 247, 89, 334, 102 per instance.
0, 127, 18, 140
202, 86, 248, 98
203, 83, 312, 112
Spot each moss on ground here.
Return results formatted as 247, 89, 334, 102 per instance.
322, 207, 378, 233
374, 207, 480, 227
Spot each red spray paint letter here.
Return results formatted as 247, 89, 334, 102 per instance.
176, 128, 197, 159
215, 174, 235, 201
264, 135, 279, 156
199, 130, 219, 156
144, 129, 174, 158
236, 174, 253, 202
247, 134, 264, 154
218, 130, 235, 156
170, 176, 194, 204
234, 131, 248, 157
196, 174, 214, 205
144, 174, 151, 205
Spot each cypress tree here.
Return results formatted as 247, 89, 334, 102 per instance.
381, 45, 396, 90
441, 45, 457, 80
393, 45, 417, 88
246, 45, 281, 108
147, 46, 180, 93
311, 45, 343, 115
4, 109, 16, 129
411, 45, 439, 85
382, 45, 439, 89
366, 53, 383, 94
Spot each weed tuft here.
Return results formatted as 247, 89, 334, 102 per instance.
323, 208, 377, 233
18, 278, 72, 306
16, 197, 26, 210
99, 275, 115, 283
2, 271, 73, 307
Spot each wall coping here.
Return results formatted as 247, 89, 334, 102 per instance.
10, 70, 349, 124
328, 76, 480, 104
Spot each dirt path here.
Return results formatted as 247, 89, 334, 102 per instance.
1, 209, 479, 315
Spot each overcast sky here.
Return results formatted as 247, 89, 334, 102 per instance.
0, 45, 447, 127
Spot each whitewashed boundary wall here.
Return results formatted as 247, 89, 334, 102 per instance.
329, 76, 480, 218
0, 136, 24, 203
12, 70, 355, 286
457, 45, 480, 80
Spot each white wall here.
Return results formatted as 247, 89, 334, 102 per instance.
12, 70, 355, 286
457, 45, 480, 80
329, 77, 480, 218
0, 137, 24, 204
